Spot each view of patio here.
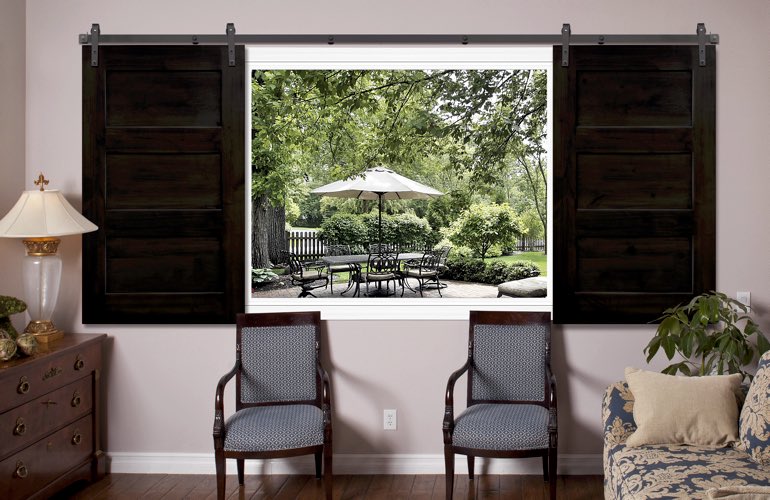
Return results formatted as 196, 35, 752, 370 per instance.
249, 68, 548, 298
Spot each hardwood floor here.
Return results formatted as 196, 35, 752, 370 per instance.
53, 474, 604, 499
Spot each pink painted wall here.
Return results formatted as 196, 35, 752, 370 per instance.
0, 0, 25, 331
4, 0, 768, 467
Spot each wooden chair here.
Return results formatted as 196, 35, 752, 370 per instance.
213, 312, 332, 500
443, 311, 556, 500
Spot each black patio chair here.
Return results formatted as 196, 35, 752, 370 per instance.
282, 251, 329, 298
402, 249, 444, 297
324, 244, 357, 294
354, 252, 401, 297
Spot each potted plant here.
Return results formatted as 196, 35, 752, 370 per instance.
645, 291, 769, 381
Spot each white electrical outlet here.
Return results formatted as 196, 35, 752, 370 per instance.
737, 291, 751, 309
383, 409, 397, 430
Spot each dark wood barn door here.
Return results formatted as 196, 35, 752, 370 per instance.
82, 46, 245, 324
553, 45, 715, 323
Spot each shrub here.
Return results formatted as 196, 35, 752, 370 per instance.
252, 268, 279, 287
317, 213, 367, 246
447, 203, 523, 259
444, 256, 540, 285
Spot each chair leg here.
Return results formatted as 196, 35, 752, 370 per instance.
323, 444, 333, 500
549, 445, 557, 500
214, 450, 226, 500
444, 445, 454, 500
541, 454, 548, 482
315, 451, 322, 479
237, 458, 244, 485
467, 455, 475, 480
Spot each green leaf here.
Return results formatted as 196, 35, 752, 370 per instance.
662, 336, 676, 360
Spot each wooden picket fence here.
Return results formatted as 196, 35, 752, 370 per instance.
287, 230, 544, 260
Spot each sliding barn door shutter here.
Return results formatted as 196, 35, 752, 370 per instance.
82, 46, 245, 324
553, 46, 715, 324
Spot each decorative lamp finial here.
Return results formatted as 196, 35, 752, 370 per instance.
34, 174, 49, 191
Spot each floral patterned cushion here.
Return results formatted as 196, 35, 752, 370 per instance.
603, 381, 770, 500
739, 351, 770, 465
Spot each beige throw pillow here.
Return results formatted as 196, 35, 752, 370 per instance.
624, 367, 741, 447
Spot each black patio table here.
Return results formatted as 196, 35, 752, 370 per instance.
320, 252, 424, 296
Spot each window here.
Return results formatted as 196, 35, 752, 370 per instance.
244, 46, 553, 320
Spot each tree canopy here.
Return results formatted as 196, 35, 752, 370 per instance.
250, 68, 548, 265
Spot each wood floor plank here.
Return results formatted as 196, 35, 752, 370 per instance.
144, 474, 188, 499
389, 474, 416, 496
294, 476, 326, 500
364, 475, 395, 500
54, 473, 604, 499
252, 475, 289, 499
274, 475, 312, 499
340, 474, 372, 499
409, 475, 437, 499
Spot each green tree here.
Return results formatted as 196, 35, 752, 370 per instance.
447, 203, 523, 260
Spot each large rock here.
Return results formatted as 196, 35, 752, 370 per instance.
497, 277, 547, 298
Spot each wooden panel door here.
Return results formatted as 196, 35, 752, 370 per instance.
553, 46, 715, 324
82, 46, 245, 324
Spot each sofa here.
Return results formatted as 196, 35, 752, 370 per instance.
603, 352, 770, 499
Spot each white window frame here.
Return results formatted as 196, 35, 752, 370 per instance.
244, 45, 553, 320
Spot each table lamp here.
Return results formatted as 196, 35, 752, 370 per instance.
0, 174, 97, 343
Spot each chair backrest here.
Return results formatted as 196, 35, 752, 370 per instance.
325, 244, 351, 256
468, 311, 551, 405
368, 243, 392, 254
367, 252, 399, 274
236, 312, 320, 407
419, 249, 442, 271
283, 251, 306, 278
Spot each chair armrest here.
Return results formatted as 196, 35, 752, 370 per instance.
317, 361, 332, 434
443, 359, 471, 443
213, 360, 240, 439
545, 363, 558, 432
602, 381, 636, 451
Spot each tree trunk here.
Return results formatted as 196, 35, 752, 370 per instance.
252, 194, 271, 268
268, 204, 287, 264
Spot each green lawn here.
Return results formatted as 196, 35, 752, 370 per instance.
487, 252, 547, 276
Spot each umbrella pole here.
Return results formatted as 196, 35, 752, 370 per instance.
378, 193, 383, 249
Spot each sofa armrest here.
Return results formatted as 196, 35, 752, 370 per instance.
602, 381, 637, 451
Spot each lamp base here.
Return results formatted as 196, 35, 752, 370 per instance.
24, 320, 64, 344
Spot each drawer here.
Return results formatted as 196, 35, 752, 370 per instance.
0, 341, 101, 414
0, 376, 93, 460
0, 414, 93, 500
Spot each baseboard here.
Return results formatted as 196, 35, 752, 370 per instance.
107, 452, 602, 475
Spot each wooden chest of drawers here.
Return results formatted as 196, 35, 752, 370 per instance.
0, 334, 106, 499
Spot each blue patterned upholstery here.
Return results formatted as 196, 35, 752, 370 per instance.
240, 325, 316, 404
603, 380, 770, 499
740, 351, 770, 465
471, 323, 547, 402
223, 405, 324, 452
453, 403, 549, 450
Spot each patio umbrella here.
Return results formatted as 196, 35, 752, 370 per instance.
311, 167, 443, 248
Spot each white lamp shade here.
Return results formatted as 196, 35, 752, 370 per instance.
0, 189, 97, 237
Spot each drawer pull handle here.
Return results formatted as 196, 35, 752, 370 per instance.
71, 391, 82, 407
14, 461, 28, 479
13, 418, 26, 436
17, 376, 30, 394
72, 431, 82, 445
74, 356, 85, 371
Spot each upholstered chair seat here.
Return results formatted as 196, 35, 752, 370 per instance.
452, 404, 550, 451
223, 405, 324, 452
